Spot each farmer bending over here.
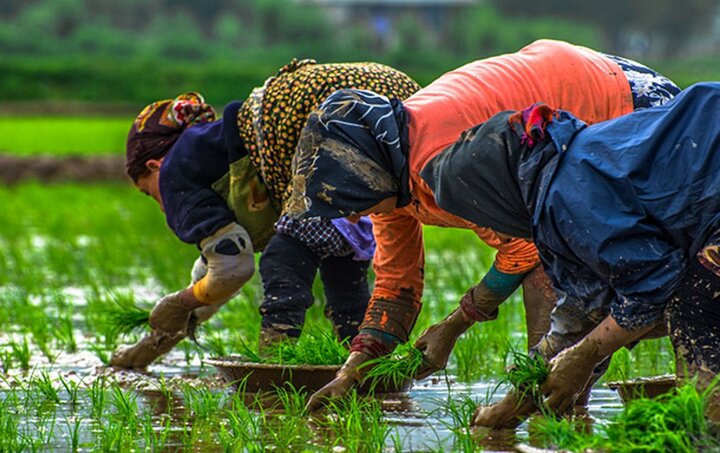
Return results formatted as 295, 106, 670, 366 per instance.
415, 84, 720, 426
287, 40, 679, 410
110, 60, 419, 369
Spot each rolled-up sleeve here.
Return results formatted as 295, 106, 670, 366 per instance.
361, 210, 424, 341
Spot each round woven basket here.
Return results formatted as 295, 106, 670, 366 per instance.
607, 375, 676, 403
205, 355, 412, 394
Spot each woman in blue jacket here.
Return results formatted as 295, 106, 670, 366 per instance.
414, 83, 720, 426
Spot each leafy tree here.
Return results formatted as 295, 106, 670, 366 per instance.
488, 0, 719, 56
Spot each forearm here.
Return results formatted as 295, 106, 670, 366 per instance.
584, 314, 658, 359
191, 223, 255, 304
460, 264, 527, 321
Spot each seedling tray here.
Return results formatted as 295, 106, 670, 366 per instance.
206, 355, 411, 394
607, 374, 676, 403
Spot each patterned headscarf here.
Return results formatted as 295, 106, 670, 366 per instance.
287, 89, 411, 219
125, 92, 216, 182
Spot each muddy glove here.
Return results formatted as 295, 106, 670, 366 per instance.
305, 351, 372, 412
472, 388, 538, 429
148, 289, 202, 333
414, 308, 475, 379
110, 330, 186, 369
539, 338, 603, 414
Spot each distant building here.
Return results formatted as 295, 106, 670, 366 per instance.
297, 0, 478, 51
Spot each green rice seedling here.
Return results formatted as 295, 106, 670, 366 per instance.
604, 382, 713, 452
533, 381, 719, 452
496, 346, 549, 408
315, 389, 391, 452
141, 413, 171, 452
203, 331, 230, 358
433, 394, 481, 453
102, 292, 151, 339
220, 393, 264, 451
64, 416, 82, 452
32, 371, 60, 405
57, 375, 80, 411
181, 383, 228, 420
529, 415, 597, 452
273, 384, 308, 417
53, 315, 77, 353
360, 342, 425, 392
88, 376, 107, 419
87, 342, 112, 366
244, 329, 349, 366
9, 337, 31, 371
0, 350, 13, 373
110, 384, 139, 430
179, 339, 198, 363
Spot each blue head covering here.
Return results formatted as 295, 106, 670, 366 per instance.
287, 89, 410, 219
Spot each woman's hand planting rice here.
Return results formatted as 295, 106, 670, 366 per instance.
472, 389, 537, 429
538, 338, 603, 414
305, 351, 372, 412
414, 308, 474, 379
149, 289, 203, 333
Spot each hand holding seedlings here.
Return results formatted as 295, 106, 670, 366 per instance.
414, 307, 474, 379
305, 351, 372, 412
148, 288, 204, 333
537, 338, 603, 414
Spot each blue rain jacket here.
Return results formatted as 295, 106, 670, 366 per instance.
535, 83, 720, 329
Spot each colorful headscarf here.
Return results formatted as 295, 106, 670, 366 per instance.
125, 92, 216, 181
287, 89, 411, 219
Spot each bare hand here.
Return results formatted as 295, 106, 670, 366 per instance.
414, 308, 474, 380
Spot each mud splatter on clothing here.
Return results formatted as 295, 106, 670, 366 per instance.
236, 59, 420, 207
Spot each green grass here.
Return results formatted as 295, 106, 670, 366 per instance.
532, 382, 719, 452
0, 116, 130, 155
0, 179, 689, 451
502, 347, 550, 405
241, 329, 350, 366
361, 343, 426, 391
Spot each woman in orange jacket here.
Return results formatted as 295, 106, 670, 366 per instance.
287, 40, 680, 409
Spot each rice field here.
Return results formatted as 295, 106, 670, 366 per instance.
0, 117, 695, 451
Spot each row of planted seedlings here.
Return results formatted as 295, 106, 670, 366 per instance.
0, 182, 680, 450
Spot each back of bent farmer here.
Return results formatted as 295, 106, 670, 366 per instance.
420, 83, 720, 426
289, 39, 679, 409
111, 60, 420, 369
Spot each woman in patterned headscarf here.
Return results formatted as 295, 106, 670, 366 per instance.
289, 40, 680, 412
111, 60, 420, 369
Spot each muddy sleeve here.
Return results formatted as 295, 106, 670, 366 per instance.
354, 211, 424, 350
191, 223, 255, 305
477, 229, 540, 274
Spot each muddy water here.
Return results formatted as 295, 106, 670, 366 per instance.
0, 341, 624, 452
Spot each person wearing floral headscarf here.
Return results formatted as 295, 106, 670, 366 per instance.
288, 40, 680, 411
111, 60, 420, 369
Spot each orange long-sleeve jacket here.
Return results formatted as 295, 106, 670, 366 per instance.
364, 40, 633, 340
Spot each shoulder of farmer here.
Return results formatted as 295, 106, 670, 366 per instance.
485, 233, 539, 275
160, 124, 238, 245
191, 223, 255, 304
371, 211, 425, 302
516, 39, 632, 122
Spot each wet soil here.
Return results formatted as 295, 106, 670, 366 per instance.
0, 154, 127, 184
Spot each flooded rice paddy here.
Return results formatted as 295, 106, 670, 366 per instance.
0, 184, 676, 451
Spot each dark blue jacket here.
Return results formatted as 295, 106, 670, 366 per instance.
159, 102, 245, 244
535, 83, 720, 329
